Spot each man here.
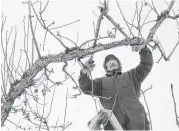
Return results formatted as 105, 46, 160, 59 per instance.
78, 43, 153, 130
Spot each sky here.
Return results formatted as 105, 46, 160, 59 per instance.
1, 0, 179, 130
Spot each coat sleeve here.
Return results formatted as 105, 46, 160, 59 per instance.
128, 46, 153, 94
78, 70, 102, 96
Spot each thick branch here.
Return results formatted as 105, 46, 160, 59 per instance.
105, 14, 130, 39
168, 14, 179, 19
1, 37, 142, 126
145, 1, 175, 45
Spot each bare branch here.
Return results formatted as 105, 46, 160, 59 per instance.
30, 1, 69, 50
136, 1, 143, 38
20, 49, 31, 69
7, 119, 26, 130
62, 61, 81, 97
57, 32, 77, 47
144, 0, 159, 16
106, 14, 130, 39
168, 14, 179, 19
79, 35, 113, 49
151, 0, 159, 16
167, 41, 179, 60
116, 1, 134, 37
40, 0, 49, 14
170, 84, 179, 126
129, 3, 137, 33
62, 87, 68, 130
141, 8, 152, 29
28, 1, 42, 58
38, 89, 47, 131
92, 1, 108, 47
152, 39, 167, 60
152, 39, 179, 61
45, 86, 56, 119
50, 19, 80, 30
141, 89, 153, 130
145, 1, 175, 45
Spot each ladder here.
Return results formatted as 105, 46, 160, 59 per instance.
88, 109, 123, 130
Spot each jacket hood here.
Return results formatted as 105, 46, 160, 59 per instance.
103, 54, 122, 73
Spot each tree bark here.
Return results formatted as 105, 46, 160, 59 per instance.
1, 38, 135, 126
1, 0, 175, 126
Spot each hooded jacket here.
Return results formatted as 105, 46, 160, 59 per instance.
78, 46, 153, 130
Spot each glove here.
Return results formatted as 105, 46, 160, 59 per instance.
131, 44, 145, 52
82, 57, 95, 74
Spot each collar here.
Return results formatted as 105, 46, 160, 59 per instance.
106, 70, 122, 77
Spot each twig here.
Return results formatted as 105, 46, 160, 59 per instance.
50, 19, 80, 30
1, 27, 15, 83
136, 1, 143, 38
38, 90, 47, 131
142, 20, 156, 26
62, 61, 81, 96
151, 0, 159, 16
106, 14, 130, 39
43, 30, 47, 51
7, 119, 25, 130
40, 0, 49, 14
141, 8, 152, 29
145, 0, 175, 45
170, 84, 179, 126
167, 41, 179, 60
92, 1, 108, 47
30, 1, 69, 50
156, 54, 163, 64
57, 32, 77, 47
79, 35, 113, 49
9, 26, 17, 78
129, 3, 137, 33
152, 39, 167, 60
164, 1, 179, 29
144, 0, 159, 16
141, 85, 153, 95
23, 17, 28, 70
54, 117, 59, 131
116, 1, 134, 37
168, 14, 179, 20
62, 87, 68, 130
44, 67, 61, 85
28, 1, 41, 58
153, 39, 179, 61
141, 89, 153, 130
45, 86, 56, 119
93, 21, 96, 36
20, 49, 31, 69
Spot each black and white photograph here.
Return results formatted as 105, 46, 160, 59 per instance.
1, 0, 179, 130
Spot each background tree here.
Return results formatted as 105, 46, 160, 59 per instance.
1, 0, 179, 130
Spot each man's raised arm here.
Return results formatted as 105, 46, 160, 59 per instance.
128, 45, 153, 96
131, 46, 153, 82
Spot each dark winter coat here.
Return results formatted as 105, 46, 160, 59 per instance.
78, 46, 153, 130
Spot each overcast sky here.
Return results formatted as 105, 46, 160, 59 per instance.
1, 0, 179, 130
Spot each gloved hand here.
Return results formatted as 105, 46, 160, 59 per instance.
131, 44, 145, 52
82, 56, 95, 74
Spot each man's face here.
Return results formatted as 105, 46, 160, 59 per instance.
105, 59, 119, 72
